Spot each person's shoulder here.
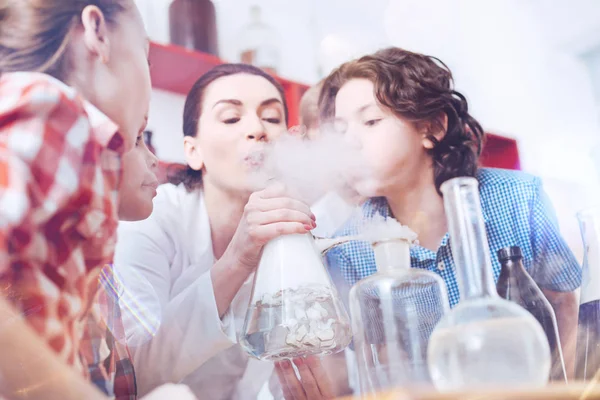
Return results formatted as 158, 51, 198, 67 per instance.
0, 72, 84, 113
478, 168, 541, 196
333, 197, 389, 237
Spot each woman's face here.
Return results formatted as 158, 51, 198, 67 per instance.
334, 78, 432, 197
118, 126, 159, 221
186, 73, 287, 195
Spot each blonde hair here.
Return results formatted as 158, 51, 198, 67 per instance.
299, 79, 325, 130
0, 0, 129, 80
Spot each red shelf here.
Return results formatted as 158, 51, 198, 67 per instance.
480, 133, 521, 170
149, 42, 309, 126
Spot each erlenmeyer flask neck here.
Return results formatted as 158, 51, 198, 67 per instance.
441, 177, 496, 300
372, 238, 411, 273
253, 233, 332, 297
577, 207, 600, 304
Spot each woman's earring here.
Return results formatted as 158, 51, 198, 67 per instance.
423, 135, 439, 150
423, 138, 434, 150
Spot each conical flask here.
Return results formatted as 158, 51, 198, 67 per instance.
427, 177, 550, 391
239, 233, 352, 361
575, 207, 600, 381
349, 234, 449, 395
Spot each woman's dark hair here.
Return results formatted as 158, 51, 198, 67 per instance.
319, 47, 485, 194
0, 0, 128, 80
170, 63, 289, 190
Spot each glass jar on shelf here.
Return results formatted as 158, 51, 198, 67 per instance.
237, 5, 280, 75
169, 0, 219, 56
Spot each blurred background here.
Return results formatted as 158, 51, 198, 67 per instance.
135, 0, 600, 259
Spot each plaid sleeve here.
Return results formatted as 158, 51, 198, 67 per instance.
0, 80, 89, 271
0, 75, 122, 371
529, 177, 582, 291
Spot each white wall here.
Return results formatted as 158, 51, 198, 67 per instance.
147, 89, 186, 163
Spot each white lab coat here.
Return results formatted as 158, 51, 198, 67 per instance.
114, 183, 274, 399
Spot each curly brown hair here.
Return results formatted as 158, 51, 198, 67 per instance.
319, 47, 485, 193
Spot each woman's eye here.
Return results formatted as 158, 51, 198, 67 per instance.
263, 118, 281, 124
136, 135, 144, 146
223, 118, 240, 124
365, 119, 382, 127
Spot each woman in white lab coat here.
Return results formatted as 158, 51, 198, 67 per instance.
113, 64, 320, 399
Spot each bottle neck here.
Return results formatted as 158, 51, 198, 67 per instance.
500, 258, 526, 273
250, 6, 262, 24
372, 239, 411, 273
442, 178, 496, 300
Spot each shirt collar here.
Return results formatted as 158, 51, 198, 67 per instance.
83, 101, 124, 155
362, 192, 490, 262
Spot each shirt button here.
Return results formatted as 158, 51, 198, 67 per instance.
438, 261, 446, 271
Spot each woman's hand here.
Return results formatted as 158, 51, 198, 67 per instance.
275, 357, 336, 400
226, 181, 316, 272
211, 181, 315, 317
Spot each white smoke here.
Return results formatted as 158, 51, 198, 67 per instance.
250, 129, 369, 205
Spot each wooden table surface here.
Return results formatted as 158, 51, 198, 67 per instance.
339, 382, 600, 400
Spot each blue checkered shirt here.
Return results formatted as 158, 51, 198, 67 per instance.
326, 168, 582, 309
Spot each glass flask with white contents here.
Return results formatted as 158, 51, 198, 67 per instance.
238, 233, 352, 361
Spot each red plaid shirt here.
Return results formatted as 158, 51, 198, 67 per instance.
0, 72, 136, 398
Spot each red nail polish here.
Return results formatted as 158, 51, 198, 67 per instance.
311, 214, 316, 221
284, 360, 292, 369
304, 224, 313, 230
295, 358, 304, 367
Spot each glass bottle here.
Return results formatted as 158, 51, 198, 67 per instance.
238, 233, 352, 361
349, 236, 449, 394
427, 177, 550, 391
575, 207, 600, 381
169, 0, 219, 56
237, 5, 280, 75
496, 246, 567, 382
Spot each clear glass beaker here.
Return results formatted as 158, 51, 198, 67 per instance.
427, 177, 550, 391
349, 236, 449, 395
